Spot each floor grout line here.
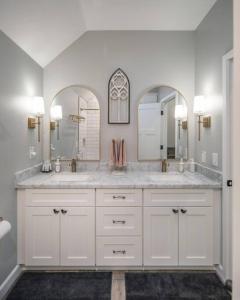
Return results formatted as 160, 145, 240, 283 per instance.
111, 271, 126, 300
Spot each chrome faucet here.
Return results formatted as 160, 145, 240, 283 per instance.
161, 159, 168, 173
71, 158, 77, 172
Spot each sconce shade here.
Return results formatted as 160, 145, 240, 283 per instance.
175, 104, 187, 119
51, 105, 63, 121
193, 95, 205, 115
30, 97, 45, 116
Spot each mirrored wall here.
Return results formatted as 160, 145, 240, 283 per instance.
50, 86, 100, 161
138, 86, 188, 161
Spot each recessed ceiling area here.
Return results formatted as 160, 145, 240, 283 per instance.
0, 0, 217, 67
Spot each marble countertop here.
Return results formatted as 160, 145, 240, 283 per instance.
15, 171, 222, 189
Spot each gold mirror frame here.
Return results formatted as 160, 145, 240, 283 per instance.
137, 84, 189, 162
49, 85, 101, 162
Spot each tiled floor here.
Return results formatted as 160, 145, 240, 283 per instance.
6, 271, 231, 300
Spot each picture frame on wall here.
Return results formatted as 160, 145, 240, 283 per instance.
108, 68, 130, 124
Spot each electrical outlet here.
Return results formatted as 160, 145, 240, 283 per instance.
201, 151, 207, 163
212, 153, 218, 167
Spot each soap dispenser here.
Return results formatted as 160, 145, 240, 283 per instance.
178, 158, 184, 173
55, 157, 61, 173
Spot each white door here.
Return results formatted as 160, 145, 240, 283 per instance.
144, 207, 178, 266
223, 51, 233, 280
138, 103, 161, 160
25, 207, 60, 266
61, 207, 95, 266
179, 207, 213, 266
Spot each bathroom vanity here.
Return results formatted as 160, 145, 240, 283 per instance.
16, 171, 221, 270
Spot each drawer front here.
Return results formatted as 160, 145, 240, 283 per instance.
26, 189, 95, 207
144, 189, 213, 207
96, 207, 142, 236
96, 189, 142, 206
96, 237, 142, 266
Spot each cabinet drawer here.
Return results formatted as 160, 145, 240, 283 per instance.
26, 189, 95, 207
96, 189, 142, 206
96, 237, 142, 266
96, 207, 142, 236
144, 189, 213, 207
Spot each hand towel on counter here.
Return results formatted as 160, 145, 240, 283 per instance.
109, 139, 127, 168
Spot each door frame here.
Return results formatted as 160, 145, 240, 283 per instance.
221, 50, 233, 282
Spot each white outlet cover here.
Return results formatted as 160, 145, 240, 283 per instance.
201, 151, 207, 163
212, 153, 218, 167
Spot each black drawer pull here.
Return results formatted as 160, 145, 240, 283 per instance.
61, 209, 68, 215
113, 195, 126, 199
113, 250, 126, 255
172, 209, 179, 214
53, 209, 60, 214
113, 220, 126, 224
181, 209, 187, 214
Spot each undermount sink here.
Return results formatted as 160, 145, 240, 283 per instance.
50, 173, 94, 182
148, 173, 186, 182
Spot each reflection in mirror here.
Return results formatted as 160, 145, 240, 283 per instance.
138, 86, 188, 161
50, 86, 100, 161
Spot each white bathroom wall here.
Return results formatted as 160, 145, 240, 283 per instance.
0, 31, 43, 285
195, 0, 233, 170
44, 31, 195, 162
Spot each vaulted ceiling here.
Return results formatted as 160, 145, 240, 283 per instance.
0, 0, 217, 67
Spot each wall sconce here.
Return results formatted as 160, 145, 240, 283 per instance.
193, 95, 211, 141
175, 104, 188, 139
50, 105, 62, 140
28, 97, 45, 142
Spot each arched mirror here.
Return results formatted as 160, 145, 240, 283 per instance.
50, 86, 100, 161
138, 86, 188, 161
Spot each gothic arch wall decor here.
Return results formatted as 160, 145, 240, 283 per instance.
108, 68, 130, 124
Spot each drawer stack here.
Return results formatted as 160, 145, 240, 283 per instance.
96, 189, 142, 266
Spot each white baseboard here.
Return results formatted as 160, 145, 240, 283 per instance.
216, 264, 226, 284
0, 265, 22, 300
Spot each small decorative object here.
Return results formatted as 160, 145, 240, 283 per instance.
41, 160, 52, 173
108, 68, 130, 124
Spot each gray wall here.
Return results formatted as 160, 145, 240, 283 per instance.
44, 31, 195, 161
0, 31, 42, 285
195, 0, 233, 170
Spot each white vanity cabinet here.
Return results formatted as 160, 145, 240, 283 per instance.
18, 189, 95, 267
96, 189, 142, 266
143, 189, 218, 267
17, 187, 220, 269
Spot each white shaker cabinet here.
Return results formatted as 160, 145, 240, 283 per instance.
144, 207, 179, 266
179, 207, 213, 266
25, 207, 60, 266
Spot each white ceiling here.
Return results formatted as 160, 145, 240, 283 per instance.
0, 0, 217, 67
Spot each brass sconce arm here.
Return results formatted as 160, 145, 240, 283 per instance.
197, 115, 211, 141
177, 120, 188, 139
28, 116, 42, 142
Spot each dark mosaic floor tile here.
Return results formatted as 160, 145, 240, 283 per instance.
125, 271, 231, 300
7, 271, 112, 300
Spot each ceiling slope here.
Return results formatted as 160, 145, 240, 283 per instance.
0, 0, 217, 67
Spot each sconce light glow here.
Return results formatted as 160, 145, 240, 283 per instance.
175, 104, 187, 119
193, 95, 206, 115
30, 97, 45, 116
51, 105, 63, 121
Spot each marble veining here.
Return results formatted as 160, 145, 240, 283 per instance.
16, 170, 221, 189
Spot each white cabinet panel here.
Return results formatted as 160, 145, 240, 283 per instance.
96, 236, 142, 266
144, 189, 213, 207
144, 207, 178, 266
26, 189, 95, 207
96, 189, 142, 206
61, 207, 95, 266
179, 207, 213, 266
25, 207, 60, 266
96, 207, 142, 236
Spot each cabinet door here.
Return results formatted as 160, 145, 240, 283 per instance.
144, 207, 178, 266
179, 207, 213, 266
25, 207, 60, 266
61, 207, 95, 266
